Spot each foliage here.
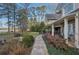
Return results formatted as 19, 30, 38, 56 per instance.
1, 4, 17, 33
27, 20, 38, 29
29, 5, 47, 22
30, 22, 45, 33
0, 32, 9, 35
0, 3, 30, 34
36, 5, 47, 20
30, 24, 40, 32
43, 33, 79, 55
22, 34, 34, 48
17, 9, 28, 32
23, 32, 39, 37
0, 39, 32, 55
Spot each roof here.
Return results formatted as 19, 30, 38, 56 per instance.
45, 14, 61, 20
70, 8, 79, 13
56, 3, 64, 10
53, 9, 79, 25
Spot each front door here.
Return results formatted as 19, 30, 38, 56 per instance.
55, 27, 61, 35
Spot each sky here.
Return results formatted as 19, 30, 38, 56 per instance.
0, 3, 57, 28
17, 3, 57, 13
28, 3, 57, 14
0, 18, 7, 28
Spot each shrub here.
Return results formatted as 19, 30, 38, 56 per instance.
30, 22, 45, 33
43, 33, 70, 51
43, 34, 79, 55
22, 35, 34, 48
14, 33, 22, 37
0, 39, 33, 55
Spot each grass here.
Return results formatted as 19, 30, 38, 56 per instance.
0, 32, 9, 35
0, 32, 14, 40
23, 32, 39, 38
0, 32, 14, 38
0, 31, 39, 37
44, 38, 79, 55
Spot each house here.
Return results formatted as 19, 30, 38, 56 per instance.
45, 14, 61, 25
48, 3, 79, 48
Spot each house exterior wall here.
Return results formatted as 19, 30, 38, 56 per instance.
56, 3, 79, 17
55, 20, 75, 39
52, 3, 79, 47
63, 4, 74, 15
45, 20, 56, 25
75, 3, 79, 9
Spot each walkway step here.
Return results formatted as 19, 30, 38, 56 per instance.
31, 35, 48, 55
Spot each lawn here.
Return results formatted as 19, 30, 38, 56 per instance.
0, 32, 14, 37
23, 32, 39, 38
0, 32, 9, 35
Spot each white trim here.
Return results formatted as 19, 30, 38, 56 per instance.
52, 24, 54, 36
75, 13, 79, 48
53, 11, 76, 24
64, 18, 68, 40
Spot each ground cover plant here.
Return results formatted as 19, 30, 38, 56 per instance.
42, 33, 79, 55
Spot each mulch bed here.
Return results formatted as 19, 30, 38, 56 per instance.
0, 39, 33, 55
42, 33, 79, 55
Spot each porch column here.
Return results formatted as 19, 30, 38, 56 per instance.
60, 26, 63, 36
62, 9, 65, 16
64, 18, 68, 43
52, 24, 54, 36
75, 13, 79, 48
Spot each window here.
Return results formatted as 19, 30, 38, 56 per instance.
64, 4, 74, 14
68, 23, 75, 36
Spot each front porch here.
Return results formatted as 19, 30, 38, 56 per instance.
52, 12, 79, 48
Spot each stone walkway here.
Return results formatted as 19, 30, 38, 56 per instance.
31, 35, 48, 55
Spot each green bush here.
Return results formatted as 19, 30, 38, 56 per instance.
30, 22, 45, 33
22, 35, 34, 48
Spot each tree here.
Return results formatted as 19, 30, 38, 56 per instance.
3, 3, 11, 33
13, 4, 16, 34
7, 3, 17, 35
36, 5, 47, 22
0, 3, 17, 34
29, 7, 37, 22
0, 3, 30, 33
0, 21, 3, 27
17, 9, 28, 33
30, 22, 45, 32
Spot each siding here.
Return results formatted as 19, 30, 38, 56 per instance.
75, 3, 79, 10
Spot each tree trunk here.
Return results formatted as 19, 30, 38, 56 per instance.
7, 6, 10, 34
13, 4, 16, 35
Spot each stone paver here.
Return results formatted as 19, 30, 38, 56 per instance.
31, 35, 48, 55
